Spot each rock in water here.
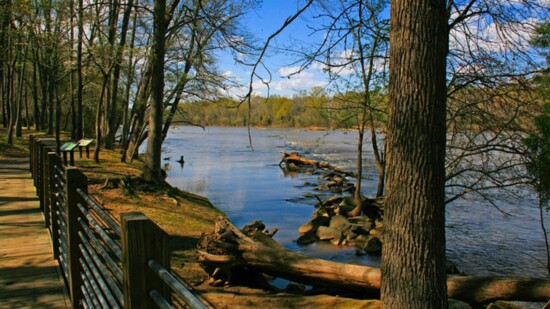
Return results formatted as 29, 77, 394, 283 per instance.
296, 233, 317, 246
316, 226, 342, 241
448, 299, 472, 309
299, 216, 330, 235
364, 236, 382, 254
329, 215, 351, 231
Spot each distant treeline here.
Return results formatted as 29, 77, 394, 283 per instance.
175, 82, 541, 132
176, 89, 389, 129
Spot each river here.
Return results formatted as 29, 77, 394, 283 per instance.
162, 126, 547, 278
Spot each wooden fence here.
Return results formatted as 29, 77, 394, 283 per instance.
29, 135, 208, 309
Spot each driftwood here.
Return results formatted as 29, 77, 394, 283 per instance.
198, 217, 550, 304
279, 151, 356, 178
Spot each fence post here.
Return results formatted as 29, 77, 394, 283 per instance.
29, 135, 34, 173
122, 212, 170, 308
66, 167, 87, 308
35, 138, 55, 204
42, 146, 56, 226
32, 137, 39, 189
48, 152, 61, 259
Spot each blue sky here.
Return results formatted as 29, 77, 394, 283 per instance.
216, 0, 548, 99
218, 1, 330, 98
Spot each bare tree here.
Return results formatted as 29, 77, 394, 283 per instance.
143, 0, 168, 181
122, 0, 258, 162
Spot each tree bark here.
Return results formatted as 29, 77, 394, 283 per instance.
106, 0, 133, 149
0, 0, 9, 129
103, 0, 120, 150
143, 0, 167, 181
31, 54, 42, 130
381, 1, 449, 308
76, 0, 84, 140
198, 217, 550, 304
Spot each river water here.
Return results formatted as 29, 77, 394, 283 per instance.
162, 126, 547, 278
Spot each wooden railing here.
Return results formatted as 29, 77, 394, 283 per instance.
30, 135, 207, 309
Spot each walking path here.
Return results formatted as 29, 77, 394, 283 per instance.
0, 157, 69, 308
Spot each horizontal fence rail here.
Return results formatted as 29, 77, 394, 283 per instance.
29, 135, 208, 309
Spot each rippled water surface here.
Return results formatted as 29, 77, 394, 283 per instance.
163, 126, 547, 278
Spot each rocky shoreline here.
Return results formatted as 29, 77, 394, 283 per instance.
281, 151, 462, 274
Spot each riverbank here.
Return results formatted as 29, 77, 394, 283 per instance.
1, 128, 383, 308
3, 128, 546, 308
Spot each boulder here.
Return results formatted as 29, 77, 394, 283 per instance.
448, 299, 472, 309
374, 219, 383, 230
336, 204, 355, 215
333, 175, 344, 183
299, 216, 330, 235
330, 236, 345, 246
296, 232, 317, 246
369, 228, 381, 236
312, 207, 332, 219
348, 234, 367, 247
316, 226, 342, 241
364, 236, 382, 254
349, 215, 372, 227
329, 215, 351, 231
322, 196, 343, 207
287, 163, 298, 171
339, 196, 355, 207
345, 231, 358, 242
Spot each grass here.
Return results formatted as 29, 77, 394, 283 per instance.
0, 132, 28, 159
0, 128, 223, 286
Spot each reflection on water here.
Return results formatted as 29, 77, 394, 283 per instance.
163, 126, 546, 277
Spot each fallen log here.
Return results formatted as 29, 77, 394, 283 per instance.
197, 217, 550, 304
279, 151, 357, 178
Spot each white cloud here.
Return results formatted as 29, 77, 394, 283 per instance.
449, 9, 539, 54
272, 68, 328, 93
277, 66, 302, 77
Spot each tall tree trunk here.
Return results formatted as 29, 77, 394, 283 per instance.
371, 122, 385, 197
144, 0, 167, 181
119, 7, 138, 161
69, 0, 77, 139
123, 0, 180, 162
124, 63, 152, 162
93, 78, 110, 163
6, 22, 13, 143
37, 51, 48, 132
159, 1, 198, 142
15, 44, 27, 138
381, 1, 449, 308
6, 58, 14, 144
103, 0, 120, 149
106, 0, 132, 149
44, 0, 54, 136
1, 72, 5, 128
24, 79, 29, 130
350, 10, 380, 216
0, 0, 9, 129
76, 0, 84, 139
32, 60, 41, 130
352, 120, 365, 214
47, 75, 54, 135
